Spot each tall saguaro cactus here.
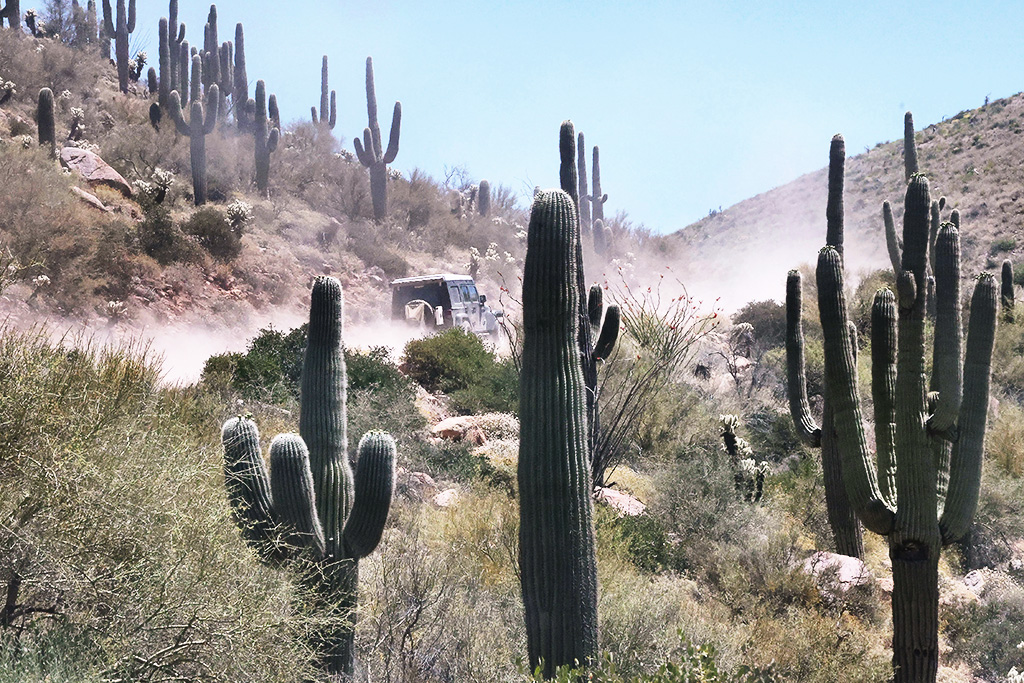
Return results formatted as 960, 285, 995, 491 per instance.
233, 23, 248, 130
168, 55, 218, 205
588, 145, 609, 224
252, 79, 278, 198
354, 56, 401, 221
311, 55, 337, 129
815, 168, 997, 681
558, 121, 619, 486
36, 88, 55, 158
786, 135, 865, 558
222, 276, 396, 676
577, 131, 591, 235
518, 189, 599, 678
102, 0, 136, 94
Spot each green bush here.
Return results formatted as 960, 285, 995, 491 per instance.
181, 207, 242, 262
991, 237, 1017, 255
731, 299, 785, 350
402, 327, 518, 414
137, 203, 201, 265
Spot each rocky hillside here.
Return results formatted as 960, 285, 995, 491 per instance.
672, 94, 1024, 306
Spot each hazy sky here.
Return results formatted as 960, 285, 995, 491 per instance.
129, 1, 1024, 234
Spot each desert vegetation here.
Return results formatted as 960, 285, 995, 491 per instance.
3, 3, 1024, 683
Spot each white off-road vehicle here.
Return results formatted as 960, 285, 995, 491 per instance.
390, 274, 502, 341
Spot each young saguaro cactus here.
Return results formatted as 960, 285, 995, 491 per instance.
168, 55, 218, 205
816, 171, 997, 682
785, 134, 865, 559
354, 56, 401, 221
1002, 259, 1015, 319
37, 87, 55, 158
102, 0, 136, 94
477, 179, 490, 217
518, 189, 598, 678
222, 276, 396, 676
311, 55, 337, 129
251, 79, 279, 198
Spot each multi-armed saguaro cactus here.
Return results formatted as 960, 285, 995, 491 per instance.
201, 4, 218, 89
102, 0, 136, 94
222, 276, 396, 676
786, 135, 865, 559
518, 189, 599, 678
477, 179, 490, 217
252, 79, 278, 198
168, 55, 218, 205
37, 87, 55, 158
815, 164, 997, 681
558, 121, 619, 486
311, 55, 337, 129
0, 0, 21, 30
588, 146, 609, 224
354, 56, 401, 221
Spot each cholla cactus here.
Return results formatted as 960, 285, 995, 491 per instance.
0, 77, 16, 107
719, 415, 767, 503
225, 199, 252, 230
69, 107, 85, 141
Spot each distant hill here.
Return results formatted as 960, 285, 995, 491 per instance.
671, 93, 1024, 310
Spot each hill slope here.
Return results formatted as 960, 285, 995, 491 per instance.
672, 94, 1024, 308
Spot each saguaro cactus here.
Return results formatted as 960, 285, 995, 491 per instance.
518, 189, 598, 678
102, 0, 136, 94
311, 55, 337, 129
222, 276, 396, 676
786, 135, 865, 558
815, 170, 997, 682
1002, 259, 1014, 319
477, 179, 490, 217
904, 111, 918, 181
233, 23, 248, 130
588, 145, 609, 223
157, 17, 170, 109
558, 121, 619, 486
354, 56, 401, 221
37, 88, 55, 158
167, 0, 185, 93
0, 0, 21, 30
168, 55, 218, 205
577, 131, 591, 235
252, 79, 278, 198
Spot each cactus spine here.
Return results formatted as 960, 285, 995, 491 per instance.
102, 0, 136, 94
37, 88, 55, 158
518, 189, 598, 678
558, 121, 619, 487
311, 55, 337, 129
477, 179, 490, 217
169, 55, 218, 205
785, 135, 865, 558
252, 80, 279, 198
222, 276, 396, 676
815, 155, 997, 681
354, 56, 401, 221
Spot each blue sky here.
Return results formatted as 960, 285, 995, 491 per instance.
130, 1, 1024, 234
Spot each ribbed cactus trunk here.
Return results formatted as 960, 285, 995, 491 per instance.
577, 131, 590, 236
904, 111, 918, 181
518, 189, 598, 678
37, 88, 55, 158
252, 80, 279, 198
233, 23, 248, 130
157, 17, 169, 108
169, 56, 218, 206
786, 134, 864, 558
477, 179, 490, 217
590, 146, 608, 223
1002, 259, 1015, 319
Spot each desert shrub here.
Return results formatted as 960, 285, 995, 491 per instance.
732, 299, 785, 349
201, 325, 305, 404
181, 207, 242, 262
991, 237, 1017, 255
943, 576, 1024, 680
402, 327, 518, 414
0, 328, 311, 681
136, 202, 201, 265
850, 268, 896, 342
596, 506, 671, 573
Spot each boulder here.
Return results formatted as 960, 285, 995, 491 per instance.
433, 488, 459, 508
60, 147, 133, 197
594, 487, 646, 517
432, 415, 483, 442
395, 467, 439, 502
801, 551, 871, 591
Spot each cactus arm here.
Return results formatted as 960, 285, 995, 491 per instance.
189, 53, 201, 105
267, 128, 279, 152
221, 417, 278, 555
826, 134, 845, 256
870, 288, 899, 508
950, 208, 960, 229
300, 276, 352, 562
928, 201, 940, 276
167, 91, 191, 136
125, 0, 134, 32
268, 94, 279, 129
904, 111, 918, 180
342, 431, 396, 558
269, 434, 326, 559
816, 246, 895, 535
883, 200, 902, 273
101, 0, 112, 34
364, 57, 381, 153
382, 102, 401, 164
587, 285, 603, 333
785, 270, 822, 447
559, 120, 579, 212
577, 131, 590, 231
158, 17, 169, 108
354, 128, 373, 166
1002, 259, 1015, 314
328, 91, 337, 129
319, 55, 329, 123
593, 305, 620, 361
310, 106, 318, 124
928, 224, 963, 434
940, 273, 997, 544
203, 84, 219, 135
